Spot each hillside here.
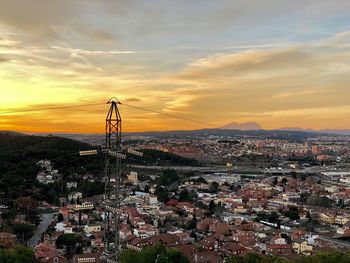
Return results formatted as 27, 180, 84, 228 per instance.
0, 132, 199, 205
0, 132, 198, 171
0, 131, 91, 155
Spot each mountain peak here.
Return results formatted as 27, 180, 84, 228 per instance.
220, 122, 262, 130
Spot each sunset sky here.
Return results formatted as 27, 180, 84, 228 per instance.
1, 0, 350, 133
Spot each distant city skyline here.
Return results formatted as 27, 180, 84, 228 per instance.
1, 0, 350, 133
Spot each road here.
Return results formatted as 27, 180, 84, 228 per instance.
128, 164, 331, 175
28, 213, 54, 248
260, 220, 350, 248
317, 235, 350, 248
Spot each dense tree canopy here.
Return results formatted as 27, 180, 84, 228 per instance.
56, 233, 83, 259
12, 223, 35, 242
226, 251, 350, 263
158, 169, 179, 187
120, 243, 188, 263
306, 195, 333, 207
0, 245, 37, 263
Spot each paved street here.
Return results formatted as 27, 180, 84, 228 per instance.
28, 213, 54, 248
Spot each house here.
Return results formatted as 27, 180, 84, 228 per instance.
58, 207, 74, 220
0, 232, 16, 248
174, 244, 196, 262
291, 229, 306, 241
35, 243, 68, 263
292, 239, 313, 255
43, 233, 62, 247
73, 253, 101, 263
197, 218, 217, 232
129, 237, 152, 248
134, 224, 158, 238
41, 255, 68, 263
149, 195, 158, 206
232, 230, 256, 247
120, 223, 133, 240
220, 242, 246, 256
337, 221, 350, 236
233, 205, 247, 214
84, 224, 101, 234
209, 221, 231, 236
68, 192, 83, 203
175, 232, 193, 244
335, 215, 350, 225
319, 212, 336, 224
66, 182, 78, 189
177, 202, 196, 214
199, 237, 219, 251
221, 212, 236, 223
150, 234, 181, 247
55, 221, 73, 234
266, 243, 293, 256
271, 235, 287, 245
195, 251, 222, 263
127, 171, 139, 185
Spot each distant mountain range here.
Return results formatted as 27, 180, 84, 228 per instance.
220, 122, 262, 130
277, 127, 350, 135
219, 122, 350, 135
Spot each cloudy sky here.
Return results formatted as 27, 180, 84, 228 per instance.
1, 0, 350, 133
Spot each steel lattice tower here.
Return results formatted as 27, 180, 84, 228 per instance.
103, 97, 122, 263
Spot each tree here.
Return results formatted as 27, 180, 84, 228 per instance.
281, 178, 288, 186
25, 208, 40, 225
178, 189, 197, 202
15, 196, 38, 215
225, 251, 350, 263
158, 169, 179, 187
1, 209, 17, 221
267, 211, 279, 223
209, 200, 215, 214
120, 243, 189, 263
0, 245, 37, 263
284, 207, 300, 221
58, 213, 64, 222
306, 195, 333, 207
272, 177, 278, 186
155, 186, 169, 203
187, 213, 197, 230
144, 184, 150, 193
208, 182, 219, 193
226, 253, 285, 263
12, 224, 35, 242
56, 233, 83, 259
306, 211, 312, 222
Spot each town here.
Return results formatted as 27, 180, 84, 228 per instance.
1, 130, 350, 262
1, 1, 350, 262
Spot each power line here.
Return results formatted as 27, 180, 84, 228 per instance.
0, 100, 218, 128
0, 102, 105, 116
121, 102, 218, 128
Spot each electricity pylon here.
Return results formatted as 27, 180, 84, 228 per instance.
79, 97, 143, 263
103, 97, 123, 263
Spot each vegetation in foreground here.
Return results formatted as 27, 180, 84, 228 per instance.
120, 246, 350, 263
120, 243, 189, 263
0, 245, 37, 263
226, 251, 350, 263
